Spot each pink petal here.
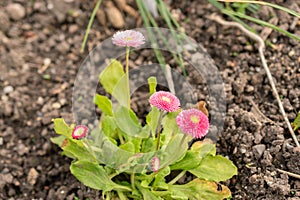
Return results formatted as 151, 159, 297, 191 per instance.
149, 91, 180, 112
176, 109, 209, 138
72, 125, 88, 139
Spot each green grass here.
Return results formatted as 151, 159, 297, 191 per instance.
209, 0, 300, 42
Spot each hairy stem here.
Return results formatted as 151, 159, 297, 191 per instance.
83, 138, 97, 162
168, 170, 186, 185
156, 110, 164, 151
125, 47, 130, 108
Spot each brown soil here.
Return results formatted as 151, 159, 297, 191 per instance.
1, 0, 300, 199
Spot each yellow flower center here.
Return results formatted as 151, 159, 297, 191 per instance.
75, 128, 84, 136
190, 115, 200, 123
125, 37, 133, 41
161, 96, 171, 103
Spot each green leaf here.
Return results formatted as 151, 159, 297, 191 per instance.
112, 74, 130, 107
159, 134, 188, 168
50, 135, 77, 159
102, 116, 118, 139
62, 139, 96, 162
148, 76, 157, 95
99, 59, 125, 94
146, 107, 160, 135
136, 182, 161, 200
153, 167, 170, 190
168, 179, 231, 200
161, 111, 180, 144
52, 118, 73, 138
70, 160, 126, 192
171, 142, 217, 171
191, 140, 216, 157
170, 151, 201, 170
189, 155, 238, 182
131, 137, 142, 153
94, 94, 113, 116
292, 112, 300, 131
141, 137, 155, 153
50, 135, 66, 147
114, 106, 146, 138
119, 141, 135, 152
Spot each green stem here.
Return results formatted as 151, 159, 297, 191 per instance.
115, 184, 132, 192
131, 167, 136, 191
156, 110, 164, 151
117, 190, 127, 200
125, 47, 131, 108
160, 134, 188, 169
83, 138, 97, 162
117, 131, 125, 145
109, 171, 120, 179
168, 170, 186, 185
80, 0, 103, 53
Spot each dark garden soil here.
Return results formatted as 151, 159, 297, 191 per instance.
1, 0, 300, 199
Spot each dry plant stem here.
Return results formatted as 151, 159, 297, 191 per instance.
210, 14, 300, 147
243, 96, 275, 124
277, 168, 300, 179
165, 64, 175, 94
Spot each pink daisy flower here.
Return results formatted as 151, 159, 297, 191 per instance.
72, 125, 88, 139
151, 157, 160, 172
176, 109, 209, 139
112, 30, 145, 47
149, 91, 180, 112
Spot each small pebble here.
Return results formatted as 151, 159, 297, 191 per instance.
3, 86, 14, 94
245, 85, 254, 93
240, 148, 246, 154
43, 58, 51, 66
0, 137, 3, 146
253, 144, 266, 158
6, 3, 26, 21
37, 97, 44, 105
288, 50, 295, 57
59, 99, 67, 106
52, 102, 61, 109
27, 168, 39, 186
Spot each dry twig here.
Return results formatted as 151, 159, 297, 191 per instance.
208, 14, 300, 147
277, 168, 300, 179
243, 96, 275, 124
165, 64, 175, 94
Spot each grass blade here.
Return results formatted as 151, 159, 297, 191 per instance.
227, 9, 300, 42
218, 0, 300, 18
81, 0, 103, 53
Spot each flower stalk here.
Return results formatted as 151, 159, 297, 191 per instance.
168, 170, 186, 185
156, 110, 164, 151
125, 47, 130, 108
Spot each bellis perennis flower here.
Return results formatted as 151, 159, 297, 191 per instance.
176, 108, 209, 139
112, 30, 145, 47
151, 157, 160, 172
72, 125, 88, 139
149, 91, 180, 112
